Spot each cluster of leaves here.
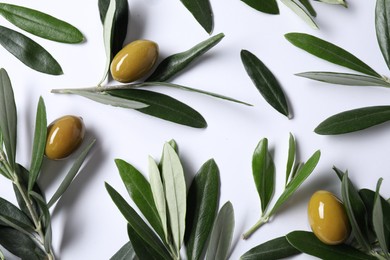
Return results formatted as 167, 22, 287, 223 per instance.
106, 140, 235, 260
242, 134, 321, 239
0, 3, 83, 75
51, 0, 250, 129
286, 0, 390, 135
240, 168, 390, 260
0, 68, 95, 259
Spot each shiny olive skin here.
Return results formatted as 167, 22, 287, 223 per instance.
45, 115, 85, 160
308, 190, 351, 245
110, 39, 159, 83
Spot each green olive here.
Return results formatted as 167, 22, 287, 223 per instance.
45, 115, 85, 160
110, 39, 159, 83
308, 190, 351, 245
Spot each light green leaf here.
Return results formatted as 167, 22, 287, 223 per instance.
0, 3, 84, 43
297, 0, 316, 17
285, 133, 296, 186
180, 0, 213, 34
0, 248, 4, 260
110, 241, 136, 260
285, 33, 381, 77
240, 0, 279, 14
206, 201, 235, 260
376, 0, 390, 70
315, 0, 347, 7
280, 0, 318, 29
315, 106, 390, 135
30, 191, 52, 253
373, 178, 390, 259
162, 143, 187, 253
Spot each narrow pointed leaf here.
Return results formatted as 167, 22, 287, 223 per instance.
180, 0, 213, 34
296, 72, 390, 87
315, 106, 390, 135
240, 236, 301, 260
146, 33, 224, 82
107, 89, 207, 128
116, 158, 165, 239
0, 69, 17, 170
252, 138, 275, 213
280, 0, 318, 29
285, 133, 296, 186
127, 224, 165, 260
314, 0, 347, 7
285, 33, 381, 77
241, 50, 290, 118
297, 0, 316, 17
110, 241, 136, 260
206, 201, 235, 260
0, 26, 62, 75
0, 249, 4, 260
286, 231, 376, 260
0, 197, 34, 231
28, 97, 47, 192
373, 178, 389, 258
240, 0, 279, 14
0, 3, 83, 43
30, 191, 52, 253
376, 0, 390, 70
185, 159, 220, 260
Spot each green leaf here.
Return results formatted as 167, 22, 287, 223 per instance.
376, 0, 390, 71
105, 183, 171, 260
285, 33, 381, 77
47, 139, 96, 208
110, 241, 136, 260
107, 89, 207, 128
314, 0, 347, 7
373, 178, 390, 259
0, 249, 4, 260
252, 138, 275, 213
0, 69, 17, 170
161, 143, 187, 253
0, 26, 63, 75
286, 231, 376, 260
28, 97, 47, 192
115, 158, 165, 240
0, 3, 84, 43
285, 133, 296, 186
341, 173, 371, 252
241, 49, 290, 118
146, 33, 224, 82
269, 150, 320, 216
240, 236, 301, 260
296, 72, 390, 87
240, 0, 279, 14
180, 0, 213, 34
98, 0, 128, 56
297, 0, 317, 17
206, 201, 235, 260
315, 106, 390, 135
279, 0, 318, 29
0, 197, 34, 232
185, 159, 220, 260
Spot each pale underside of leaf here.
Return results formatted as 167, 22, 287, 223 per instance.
376, 0, 390, 70
297, 72, 390, 87
280, 0, 318, 29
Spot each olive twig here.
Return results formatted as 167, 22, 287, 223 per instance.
242, 215, 270, 240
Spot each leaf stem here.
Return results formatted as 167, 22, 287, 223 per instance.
242, 215, 270, 240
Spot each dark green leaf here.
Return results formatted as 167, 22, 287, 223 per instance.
107, 89, 207, 128
286, 231, 376, 260
0, 3, 83, 43
297, 0, 317, 17
240, 0, 279, 14
28, 97, 47, 192
115, 158, 165, 240
376, 0, 390, 70
0, 69, 17, 170
146, 33, 224, 82
206, 201, 235, 260
252, 138, 275, 213
240, 236, 301, 260
279, 0, 318, 29
185, 159, 220, 260
0, 197, 34, 232
110, 241, 136, 260
127, 224, 165, 260
105, 183, 171, 260
98, 0, 128, 56
0, 26, 62, 75
241, 49, 290, 118
285, 33, 381, 77
285, 133, 296, 186
180, 0, 213, 34
315, 106, 390, 135
373, 179, 389, 258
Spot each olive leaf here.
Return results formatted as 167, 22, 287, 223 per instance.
279, 0, 318, 29
373, 178, 390, 258
180, 0, 213, 34
315, 106, 390, 135
315, 0, 347, 7
376, 0, 390, 71
240, 0, 280, 14
30, 191, 52, 253
298, 0, 316, 17
0, 249, 4, 260
0, 197, 35, 232
0, 3, 84, 43
241, 50, 290, 118
110, 241, 136, 260
285, 133, 296, 186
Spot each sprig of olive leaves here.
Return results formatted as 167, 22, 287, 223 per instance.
240, 169, 390, 260
285, 0, 390, 135
107, 140, 235, 260
242, 134, 321, 239
0, 3, 83, 75
0, 68, 95, 260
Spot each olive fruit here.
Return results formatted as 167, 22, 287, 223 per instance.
110, 39, 159, 83
308, 190, 351, 245
45, 115, 85, 160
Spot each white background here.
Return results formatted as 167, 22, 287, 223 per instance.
1, 0, 389, 259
